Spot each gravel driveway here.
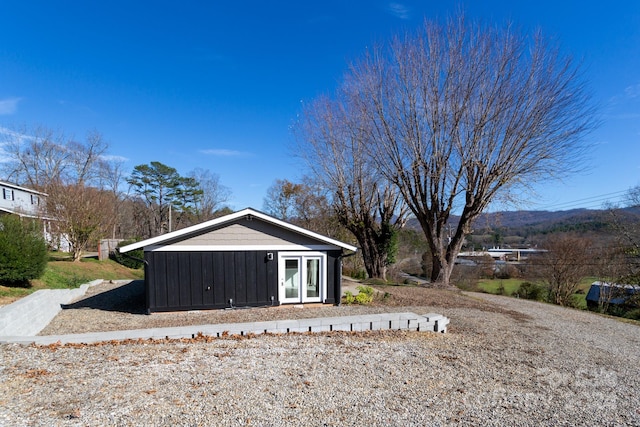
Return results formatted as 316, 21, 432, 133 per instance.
1, 282, 639, 426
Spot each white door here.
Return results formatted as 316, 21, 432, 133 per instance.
278, 252, 325, 304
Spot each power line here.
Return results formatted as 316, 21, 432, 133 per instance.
534, 190, 630, 211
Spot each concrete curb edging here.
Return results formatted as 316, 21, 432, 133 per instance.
0, 312, 450, 345
0, 279, 105, 337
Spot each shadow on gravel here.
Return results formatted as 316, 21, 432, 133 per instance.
61, 280, 146, 314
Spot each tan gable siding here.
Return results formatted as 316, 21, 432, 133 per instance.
170, 218, 323, 247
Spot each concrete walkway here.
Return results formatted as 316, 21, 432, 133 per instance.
0, 279, 107, 336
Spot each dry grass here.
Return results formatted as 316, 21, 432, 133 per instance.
371, 284, 533, 322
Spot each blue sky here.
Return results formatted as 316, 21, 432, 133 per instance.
0, 1, 639, 211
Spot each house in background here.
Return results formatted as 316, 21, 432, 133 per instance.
0, 180, 71, 252
119, 208, 358, 314
0, 180, 46, 219
586, 281, 640, 311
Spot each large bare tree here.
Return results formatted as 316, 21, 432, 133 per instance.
334, 14, 596, 285
295, 94, 407, 280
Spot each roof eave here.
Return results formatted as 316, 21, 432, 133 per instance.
118, 208, 358, 253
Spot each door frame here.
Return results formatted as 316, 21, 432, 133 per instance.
277, 251, 327, 304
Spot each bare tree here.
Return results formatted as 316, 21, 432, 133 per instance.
592, 246, 631, 313
97, 158, 127, 239
291, 177, 345, 239
45, 182, 115, 261
263, 177, 347, 240
263, 179, 305, 221
1, 126, 70, 190
537, 234, 592, 306
117, 197, 152, 240
188, 168, 231, 222
603, 186, 640, 285
294, 94, 407, 280
626, 185, 640, 207
333, 14, 596, 285
67, 129, 109, 186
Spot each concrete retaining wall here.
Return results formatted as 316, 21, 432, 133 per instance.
1, 311, 450, 345
0, 279, 104, 337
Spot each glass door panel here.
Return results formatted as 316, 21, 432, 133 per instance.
306, 258, 320, 298
284, 259, 300, 299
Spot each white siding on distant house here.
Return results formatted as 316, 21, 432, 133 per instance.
0, 182, 44, 217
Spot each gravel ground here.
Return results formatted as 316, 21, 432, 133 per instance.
37, 280, 495, 336
1, 282, 639, 426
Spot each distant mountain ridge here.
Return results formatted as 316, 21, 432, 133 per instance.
406, 206, 640, 236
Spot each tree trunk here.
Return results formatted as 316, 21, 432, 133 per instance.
422, 219, 465, 287
358, 235, 387, 280
429, 254, 453, 286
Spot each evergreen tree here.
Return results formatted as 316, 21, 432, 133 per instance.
0, 215, 48, 286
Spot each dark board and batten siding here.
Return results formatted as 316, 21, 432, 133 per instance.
144, 249, 345, 313
145, 251, 277, 313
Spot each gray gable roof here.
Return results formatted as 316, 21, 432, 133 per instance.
119, 208, 358, 253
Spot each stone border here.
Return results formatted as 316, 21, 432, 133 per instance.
1, 312, 449, 345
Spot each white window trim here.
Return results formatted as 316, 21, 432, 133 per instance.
278, 251, 327, 304
3, 188, 14, 200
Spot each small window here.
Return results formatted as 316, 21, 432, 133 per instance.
2, 188, 14, 201
31, 194, 39, 205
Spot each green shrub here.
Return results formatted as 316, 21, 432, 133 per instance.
110, 239, 144, 269
344, 291, 356, 304
623, 308, 640, 321
0, 216, 48, 286
350, 269, 367, 280
355, 285, 374, 304
515, 282, 546, 301
343, 285, 375, 305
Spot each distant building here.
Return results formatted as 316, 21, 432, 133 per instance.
0, 180, 71, 252
0, 180, 46, 218
457, 247, 546, 262
586, 281, 640, 311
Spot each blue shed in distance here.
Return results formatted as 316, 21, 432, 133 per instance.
586, 281, 640, 311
